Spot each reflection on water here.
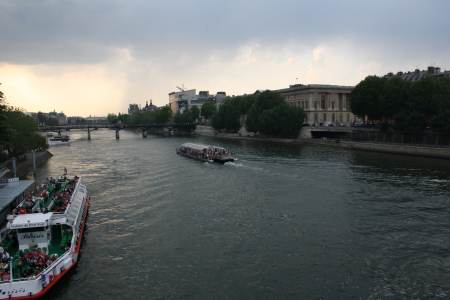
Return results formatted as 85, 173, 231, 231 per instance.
35, 129, 450, 299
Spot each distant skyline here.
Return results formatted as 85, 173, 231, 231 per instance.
1, 0, 450, 117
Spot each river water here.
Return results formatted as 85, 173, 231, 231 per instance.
36, 129, 450, 299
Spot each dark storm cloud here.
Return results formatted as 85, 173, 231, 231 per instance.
1, 0, 449, 64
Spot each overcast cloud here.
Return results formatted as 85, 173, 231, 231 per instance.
1, 0, 449, 115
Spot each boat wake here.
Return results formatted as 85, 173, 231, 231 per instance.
224, 161, 244, 167
429, 179, 449, 183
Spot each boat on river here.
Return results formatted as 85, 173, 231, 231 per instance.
176, 143, 236, 163
0, 175, 90, 299
47, 134, 70, 146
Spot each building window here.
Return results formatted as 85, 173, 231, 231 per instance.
346, 96, 351, 111
314, 113, 318, 123
332, 113, 335, 122
338, 94, 343, 111
314, 101, 318, 110
321, 94, 326, 110
323, 113, 327, 122
331, 102, 335, 110
339, 114, 343, 122
305, 100, 309, 110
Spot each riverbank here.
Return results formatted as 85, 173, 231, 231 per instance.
1, 150, 53, 179
195, 125, 450, 160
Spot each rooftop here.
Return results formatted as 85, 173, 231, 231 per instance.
0, 179, 34, 212
9, 212, 53, 229
276, 84, 354, 93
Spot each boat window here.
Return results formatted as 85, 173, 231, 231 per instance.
17, 227, 45, 234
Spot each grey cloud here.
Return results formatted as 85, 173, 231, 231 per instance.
1, 0, 450, 64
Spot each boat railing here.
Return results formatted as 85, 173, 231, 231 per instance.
5, 249, 71, 284
63, 179, 82, 214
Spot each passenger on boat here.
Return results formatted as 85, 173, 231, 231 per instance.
0, 248, 10, 263
13, 249, 59, 278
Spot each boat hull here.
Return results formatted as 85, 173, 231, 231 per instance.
213, 157, 235, 164
0, 197, 90, 299
48, 140, 70, 146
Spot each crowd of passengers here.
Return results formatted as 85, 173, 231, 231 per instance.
14, 176, 79, 215
202, 147, 231, 160
0, 247, 60, 280
0, 228, 72, 281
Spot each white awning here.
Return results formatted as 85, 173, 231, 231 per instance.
9, 213, 53, 229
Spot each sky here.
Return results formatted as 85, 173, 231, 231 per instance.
1, 0, 449, 117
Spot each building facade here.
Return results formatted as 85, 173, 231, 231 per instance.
276, 84, 355, 126
168, 89, 227, 113
385, 66, 450, 81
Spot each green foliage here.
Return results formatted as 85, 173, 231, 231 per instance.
211, 100, 241, 132
212, 90, 304, 137
226, 94, 256, 114
190, 106, 200, 121
0, 89, 8, 152
351, 76, 387, 120
257, 103, 304, 138
174, 112, 188, 124
107, 113, 118, 124
200, 101, 217, 119
245, 91, 303, 137
1, 107, 47, 158
109, 106, 172, 126
351, 75, 450, 133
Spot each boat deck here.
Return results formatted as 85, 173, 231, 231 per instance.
1, 227, 72, 280
15, 176, 78, 215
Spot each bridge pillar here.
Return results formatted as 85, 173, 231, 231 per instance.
115, 129, 120, 140
142, 128, 148, 138
87, 127, 91, 140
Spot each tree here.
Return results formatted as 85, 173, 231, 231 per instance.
211, 100, 240, 132
107, 113, 118, 124
0, 86, 8, 153
174, 110, 194, 124
3, 107, 47, 157
257, 103, 304, 138
245, 90, 302, 136
351, 76, 386, 121
351, 75, 450, 133
153, 106, 172, 124
200, 101, 216, 119
190, 106, 200, 121
244, 91, 304, 137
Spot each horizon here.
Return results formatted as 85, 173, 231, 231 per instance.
1, 0, 450, 117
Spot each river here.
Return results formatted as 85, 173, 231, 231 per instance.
36, 129, 450, 299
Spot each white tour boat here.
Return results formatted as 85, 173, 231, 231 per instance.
176, 143, 236, 163
47, 135, 70, 146
0, 175, 90, 299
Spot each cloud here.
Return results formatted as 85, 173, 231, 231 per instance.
1, 0, 450, 115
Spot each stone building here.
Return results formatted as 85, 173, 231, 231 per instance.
385, 66, 450, 81
168, 89, 227, 113
276, 84, 355, 126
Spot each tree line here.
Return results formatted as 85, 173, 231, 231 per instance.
107, 106, 172, 126
0, 87, 47, 162
351, 75, 450, 134
207, 91, 304, 138
107, 105, 203, 127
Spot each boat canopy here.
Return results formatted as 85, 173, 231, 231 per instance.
180, 143, 226, 151
180, 143, 209, 151
66, 183, 86, 226
9, 213, 53, 229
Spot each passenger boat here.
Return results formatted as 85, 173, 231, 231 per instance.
176, 143, 236, 163
47, 135, 70, 146
0, 175, 90, 299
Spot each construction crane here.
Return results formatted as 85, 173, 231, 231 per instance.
176, 84, 186, 92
